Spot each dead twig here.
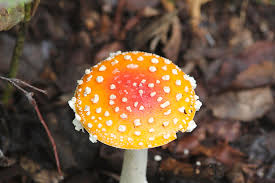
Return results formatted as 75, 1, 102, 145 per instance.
0, 76, 63, 178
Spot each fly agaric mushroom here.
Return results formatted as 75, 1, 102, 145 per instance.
68, 51, 202, 183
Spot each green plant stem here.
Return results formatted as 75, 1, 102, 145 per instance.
120, 149, 148, 183
2, 3, 32, 105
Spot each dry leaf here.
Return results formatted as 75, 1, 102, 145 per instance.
95, 42, 124, 64
209, 87, 274, 121
163, 16, 181, 61
209, 41, 275, 92
0, 0, 29, 31
186, 0, 212, 33
232, 61, 275, 89
205, 119, 241, 142
133, 11, 177, 49
125, 0, 158, 12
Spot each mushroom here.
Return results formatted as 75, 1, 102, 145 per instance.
68, 51, 202, 183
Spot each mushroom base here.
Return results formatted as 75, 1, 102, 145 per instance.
120, 149, 148, 183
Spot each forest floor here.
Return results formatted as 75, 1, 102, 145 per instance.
0, 0, 275, 183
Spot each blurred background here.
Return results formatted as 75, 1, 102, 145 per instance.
0, 0, 275, 182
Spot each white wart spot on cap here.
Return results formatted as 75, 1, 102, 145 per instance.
84, 87, 91, 96
148, 83, 154, 88
126, 106, 132, 112
157, 97, 163, 102
127, 64, 139, 69
162, 66, 167, 71
87, 75, 93, 81
195, 100, 202, 111
110, 94, 116, 100
148, 117, 154, 123
99, 65, 106, 71
162, 75, 170, 81
122, 97, 128, 102
77, 80, 83, 85
139, 105, 145, 111
150, 92, 156, 97
96, 107, 102, 113
186, 120, 197, 132
124, 55, 132, 60
149, 66, 157, 72
134, 102, 138, 108
134, 119, 141, 126
91, 94, 99, 103
151, 58, 159, 64
110, 84, 116, 90
178, 106, 185, 113
111, 60, 119, 65
118, 125, 126, 132
137, 56, 144, 61
163, 133, 170, 139
176, 93, 183, 101
163, 121, 169, 127
176, 80, 181, 86
104, 111, 110, 116
85, 69, 91, 74
164, 109, 171, 115
120, 113, 128, 119
106, 120, 112, 126
164, 59, 172, 64
160, 101, 170, 108
172, 69, 178, 75
184, 86, 189, 92
163, 86, 170, 93
135, 131, 141, 136
184, 74, 197, 89
96, 76, 104, 83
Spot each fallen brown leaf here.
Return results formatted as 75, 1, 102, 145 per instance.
125, 0, 159, 11
232, 61, 275, 89
208, 87, 274, 121
173, 135, 200, 155
133, 11, 177, 50
186, 0, 212, 34
160, 158, 194, 177
163, 16, 181, 61
161, 0, 175, 12
0, 2, 25, 31
196, 143, 245, 166
160, 157, 225, 181
95, 42, 124, 64
209, 41, 275, 92
205, 119, 241, 142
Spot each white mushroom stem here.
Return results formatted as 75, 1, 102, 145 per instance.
120, 149, 148, 183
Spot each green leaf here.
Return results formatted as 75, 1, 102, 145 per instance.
0, 0, 31, 9
0, 0, 32, 31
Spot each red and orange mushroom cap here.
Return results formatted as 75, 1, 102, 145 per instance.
68, 51, 202, 149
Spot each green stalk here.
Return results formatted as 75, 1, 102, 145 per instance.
2, 3, 32, 105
